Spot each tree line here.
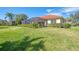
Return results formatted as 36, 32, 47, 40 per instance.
0, 12, 28, 26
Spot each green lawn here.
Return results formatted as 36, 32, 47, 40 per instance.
0, 26, 79, 51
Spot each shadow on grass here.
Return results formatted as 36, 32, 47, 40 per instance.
0, 36, 46, 51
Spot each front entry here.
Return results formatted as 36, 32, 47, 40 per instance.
38, 22, 44, 27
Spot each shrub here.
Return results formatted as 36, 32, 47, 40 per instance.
63, 23, 71, 28
32, 23, 39, 28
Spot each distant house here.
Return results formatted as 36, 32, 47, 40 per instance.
22, 20, 30, 24
64, 18, 79, 24
32, 15, 64, 26
73, 18, 79, 23
64, 19, 72, 24
31, 17, 45, 26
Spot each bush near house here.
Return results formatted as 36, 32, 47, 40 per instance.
63, 23, 71, 28
32, 23, 40, 28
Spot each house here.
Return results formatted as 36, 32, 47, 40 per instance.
32, 15, 64, 26
31, 17, 45, 26
22, 20, 30, 24
73, 18, 79, 23
64, 18, 79, 24
64, 19, 72, 24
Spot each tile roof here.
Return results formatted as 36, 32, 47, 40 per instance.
40, 14, 60, 20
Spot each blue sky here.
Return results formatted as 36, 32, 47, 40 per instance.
0, 7, 79, 20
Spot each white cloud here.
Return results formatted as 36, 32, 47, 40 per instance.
63, 7, 79, 13
46, 7, 79, 18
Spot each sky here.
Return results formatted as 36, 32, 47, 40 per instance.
0, 7, 79, 20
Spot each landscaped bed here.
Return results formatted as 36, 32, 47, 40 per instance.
0, 26, 79, 51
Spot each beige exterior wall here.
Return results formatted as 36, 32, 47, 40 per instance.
47, 19, 61, 24
44, 19, 61, 26
56, 19, 61, 23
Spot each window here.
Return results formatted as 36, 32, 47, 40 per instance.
47, 20, 51, 24
56, 19, 60, 23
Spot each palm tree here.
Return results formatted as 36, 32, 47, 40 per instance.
5, 12, 14, 20
5, 12, 14, 25
15, 14, 28, 24
69, 11, 79, 23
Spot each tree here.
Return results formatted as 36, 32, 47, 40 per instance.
15, 14, 28, 24
66, 11, 79, 26
5, 12, 14, 20
5, 12, 14, 25
69, 11, 79, 20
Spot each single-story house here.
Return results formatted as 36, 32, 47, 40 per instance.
64, 18, 79, 24
64, 19, 72, 24
73, 18, 79, 23
32, 15, 64, 26
22, 20, 30, 24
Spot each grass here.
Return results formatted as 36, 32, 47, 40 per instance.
70, 26, 79, 30
0, 26, 9, 29
0, 26, 79, 51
